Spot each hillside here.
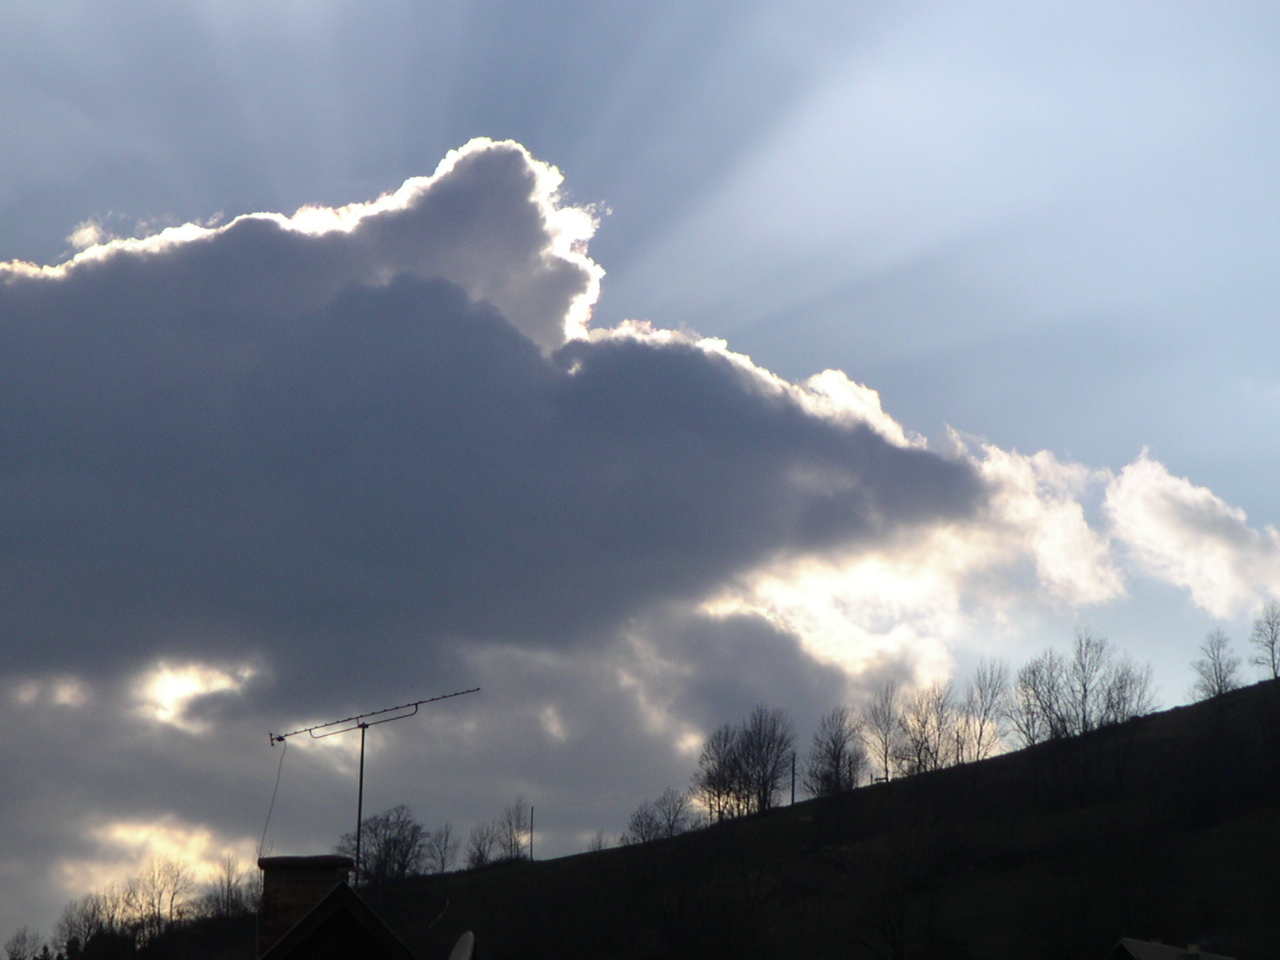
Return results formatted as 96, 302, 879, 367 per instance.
368, 679, 1280, 960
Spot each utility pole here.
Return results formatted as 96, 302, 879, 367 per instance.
270, 687, 479, 884
790, 752, 796, 805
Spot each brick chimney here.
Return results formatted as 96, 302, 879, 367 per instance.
257, 855, 353, 957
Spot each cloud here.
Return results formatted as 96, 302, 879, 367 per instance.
0, 142, 984, 699
1105, 452, 1280, 618
5, 137, 1273, 938
66, 221, 110, 251
0, 139, 1000, 932
693, 440, 1128, 700
972, 442, 1123, 607
131, 661, 258, 734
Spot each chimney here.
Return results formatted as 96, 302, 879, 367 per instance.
257, 855, 353, 957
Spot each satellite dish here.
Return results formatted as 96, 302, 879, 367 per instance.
447, 931, 475, 960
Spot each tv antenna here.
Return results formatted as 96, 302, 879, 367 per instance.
269, 687, 479, 884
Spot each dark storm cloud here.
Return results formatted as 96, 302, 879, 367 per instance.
653, 610, 853, 729
0, 142, 981, 692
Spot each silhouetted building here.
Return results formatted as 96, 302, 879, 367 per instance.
1107, 939, 1235, 960
257, 855, 418, 960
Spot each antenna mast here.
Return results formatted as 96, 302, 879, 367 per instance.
269, 687, 479, 884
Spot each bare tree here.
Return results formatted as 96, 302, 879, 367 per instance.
737, 705, 796, 813
337, 804, 426, 886
896, 682, 957, 775
245, 867, 264, 915
5, 928, 44, 960
497, 797, 531, 861
157, 858, 194, 929
693, 722, 746, 821
423, 824, 459, 875
1066, 628, 1113, 734
863, 680, 902, 781
1009, 650, 1068, 746
622, 799, 662, 845
54, 896, 106, 954
1009, 633, 1155, 746
1250, 600, 1280, 679
692, 706, 795, 818
1191, 629, 1242, 701
128, 858, 194, 944
55, 855, 250, 956
586, 829, 609, 852
623, 787, 695, 845
464, 822, 497, 869
803, 706, 868, 796
652, 787, 696, 835
1103, 655, 1156, 724
956, 659, 1009, 762
195, 853, 252, 919
54, 884, 129, 955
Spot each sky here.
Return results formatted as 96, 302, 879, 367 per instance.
3, 0, 1280, 940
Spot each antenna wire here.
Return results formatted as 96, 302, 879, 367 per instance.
259, 738, 288, 858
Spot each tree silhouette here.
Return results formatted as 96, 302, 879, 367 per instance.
896, 681, 957, 775
803, 706, 867, 796
738, 706, 796, 813
693, 706, 795, 818
1250, 600, 1280, 679
423, 824, 459, 874
864, 680, 903, 781
623, 788, 696, 844
337, 805, 426, 887
465, 822, 497, 869
956, 658, 1009, 762
497, 797, 531, 861
1191, 629, 1241, 701
694, 722, 746, 821
1009, 631, 1155, 746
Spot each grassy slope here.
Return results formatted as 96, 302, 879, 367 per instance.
370, 680, 1280, 960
